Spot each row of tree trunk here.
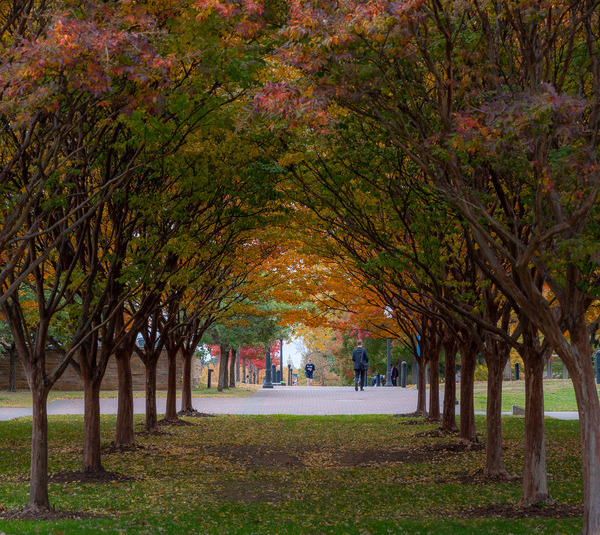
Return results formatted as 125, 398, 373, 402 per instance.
414, 316, 552, 507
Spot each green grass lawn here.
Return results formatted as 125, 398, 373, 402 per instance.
471, 379, 598, 412
0, 413, 584, 534
0, 385, 258, 408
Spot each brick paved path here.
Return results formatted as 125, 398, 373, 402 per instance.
233, 386, 420, 415
0, 386, 420, 420
0, 385, 578, 420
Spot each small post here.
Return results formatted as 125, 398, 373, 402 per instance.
263, 347, 273, 388
207, 368, 213, 389
280, 339, 284, 387
401, 361, 407, 388
514, 362, 520, 381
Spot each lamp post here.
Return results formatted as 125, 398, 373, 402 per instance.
263, 346, 273, 388
287, 357, 293, 385
280, 339, 284, 386
383, 306, 394, 387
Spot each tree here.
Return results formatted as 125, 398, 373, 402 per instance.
275, 1, 600, 526
104, 0, 286, 438
135, 304, 168, 433
207, 305, 289, 390
0, 0, 177, 508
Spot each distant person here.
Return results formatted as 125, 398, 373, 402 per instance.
304, 359, 315, 386
352, 340, 369, 391
391, 365, 399, 386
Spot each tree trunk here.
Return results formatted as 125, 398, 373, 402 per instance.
459, 338, 477, 444
6, 292, 71, 511
530, 310, 600, 532
82, 378, 103, 473
570, 358, 600, 534
28, 374, 50, 510
229, 348, 236, 388
428, 343, 441, 420
235, 351, 240, 383
416, 361, 427, 416
164, 346, 178, 421
114, 348, 135, 448
77, 340, 107, 474
441, 335, 458, 433
484, 355, 510, 478
520, 351, 551, 505
180, 350, 194, 412
145, 361, 159, 432
518, 317, 552, 506
217, 345, 228, 392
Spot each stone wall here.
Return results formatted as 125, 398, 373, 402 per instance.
0, 350, 186, 391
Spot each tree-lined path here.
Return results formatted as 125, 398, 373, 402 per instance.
1, 1, 599, 531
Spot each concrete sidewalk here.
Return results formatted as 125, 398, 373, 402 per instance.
0, 386, 580, 420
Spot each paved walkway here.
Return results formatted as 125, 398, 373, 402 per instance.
0, 386, 579, 420
233, 385, 420, 415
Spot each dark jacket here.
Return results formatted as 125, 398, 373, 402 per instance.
352, 347, 369, 371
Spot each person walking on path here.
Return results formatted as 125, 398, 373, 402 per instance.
391, 365, 399, 386
305, 359, 315, 386
352, 340, 369, 391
